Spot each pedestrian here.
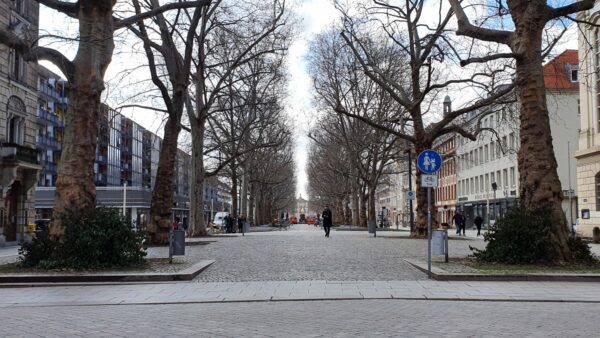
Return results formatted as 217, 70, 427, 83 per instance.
238, 214, 246, 235
225, 214, 232, 233
322, 205, 333, 238
452, 211, 465, 236
474, 214, 483, 236
172, 216, 181, 230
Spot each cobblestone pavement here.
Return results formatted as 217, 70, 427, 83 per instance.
190, 224, 486, 282
2, 299, 599, 337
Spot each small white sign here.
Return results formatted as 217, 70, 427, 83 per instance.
421, 174, 438, 188
406, 191, 415, 200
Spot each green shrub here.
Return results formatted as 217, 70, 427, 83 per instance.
19, 208, 147, 270
471, 205, 596, 264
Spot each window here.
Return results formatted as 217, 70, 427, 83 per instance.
503, 169, 508, 188
490, 141, 495, 160
8, 49, 26, 82
509, 133, 515, 150
496, 170, 501, 187
497, 141, 502, 157
475, 176, 479, 193
485, 174, 489, 192
470, 178, 474, 194
474, 149, 479, 165
479, 147, 483, 165
510, 167, 516, 186
491, 172, 495, 187
570, 67, 579, 82
484, 145, 489, 162
596, 173, 600, 211
8, 115, 25, 145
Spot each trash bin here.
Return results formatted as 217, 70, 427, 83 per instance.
432, 229, 447, 256
172, 229, 185, 256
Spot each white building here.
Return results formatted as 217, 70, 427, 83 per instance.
456, 50, 580, 227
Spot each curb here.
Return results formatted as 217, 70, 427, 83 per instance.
0, 260, 215, 285
404, 259, 600, 282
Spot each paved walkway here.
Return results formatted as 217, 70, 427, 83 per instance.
1, 280, 599, 307
2, 300, 599, 337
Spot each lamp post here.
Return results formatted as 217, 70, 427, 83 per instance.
491, 182, 498, 226
406, 149, 415, 234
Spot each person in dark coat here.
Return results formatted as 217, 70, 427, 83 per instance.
322, 205, 333, 237
452, 211, 465, 236
474, 215, 484, 236
238, 215, 246, 235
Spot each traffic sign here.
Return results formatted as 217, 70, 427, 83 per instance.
406, 191, 415, 200
421, 174, 438, 188
417, 150, 442, 174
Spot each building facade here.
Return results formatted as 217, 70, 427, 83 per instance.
34, 67, 194, 229
433, 96, 457, 225
456, 51, 580, 228
0, 0, 41, 244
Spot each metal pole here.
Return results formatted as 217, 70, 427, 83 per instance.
568, 141, 573, 232
427, 187, 432, 277
444, 229, 449, 263
493, 190, 497, 223
408, 150, 414, 234
123, 182, 127, 216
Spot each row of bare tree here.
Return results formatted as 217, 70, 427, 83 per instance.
305, 0, 595, 262
0, 0, 295, 243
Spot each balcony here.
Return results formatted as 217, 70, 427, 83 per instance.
37, 109, 65, 127
1, 143, 39, 165
36, 134, 60, 150
41, 160, 58, 174
38, 84, 64, 101
96, 155, 107, 164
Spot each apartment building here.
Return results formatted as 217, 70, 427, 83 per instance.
433, 96, 457, 225
34, 67, 194, 229
0, 0, 41, 244
456, 51, 580, 227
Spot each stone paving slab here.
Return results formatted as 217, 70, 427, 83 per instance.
1, 279, 599, 308
3, 299, 600, 337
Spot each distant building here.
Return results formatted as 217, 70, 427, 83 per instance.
576, 7, 600, 236
0, 0, 41, 244
455, 50, 580, 227
34, 66, 193, 229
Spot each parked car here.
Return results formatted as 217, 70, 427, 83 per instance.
213, 212, 228, 230
34, 219, 51, 232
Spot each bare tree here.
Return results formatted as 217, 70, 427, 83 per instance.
0, 0, 209, 235
331, 1, 514, 236
448, 0, 595, 261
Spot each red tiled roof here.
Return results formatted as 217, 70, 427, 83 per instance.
543, 49, 579, 90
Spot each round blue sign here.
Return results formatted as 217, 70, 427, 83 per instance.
417, 150, 442, 174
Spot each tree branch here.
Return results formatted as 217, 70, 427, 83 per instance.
548, 0, 595, 20
448, 0, 513, 45
35, 0, 78, 18
114, 0, 212, 29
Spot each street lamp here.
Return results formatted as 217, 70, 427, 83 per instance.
491, 182, 498, 227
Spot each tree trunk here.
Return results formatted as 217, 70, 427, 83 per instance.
190, 116, 207, 236
359, 187, 368, 227
510, 2, 571, 260
52, 0, 115, 235
413, 140, 435, 237
149, 115, 182, 244
368, 184, 377, 227
240, 168, 248, 218
230, 161, 238, 219
248, 180, 256, 225
351, 185, 359, 226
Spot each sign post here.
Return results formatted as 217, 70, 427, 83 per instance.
417, 150, 442, 278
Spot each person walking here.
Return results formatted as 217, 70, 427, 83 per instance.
322, 205, 333, 238
224, 214, 232, 233
452, 211, 465, 236
474, 214, 483, 236
237, 215, 246, 235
